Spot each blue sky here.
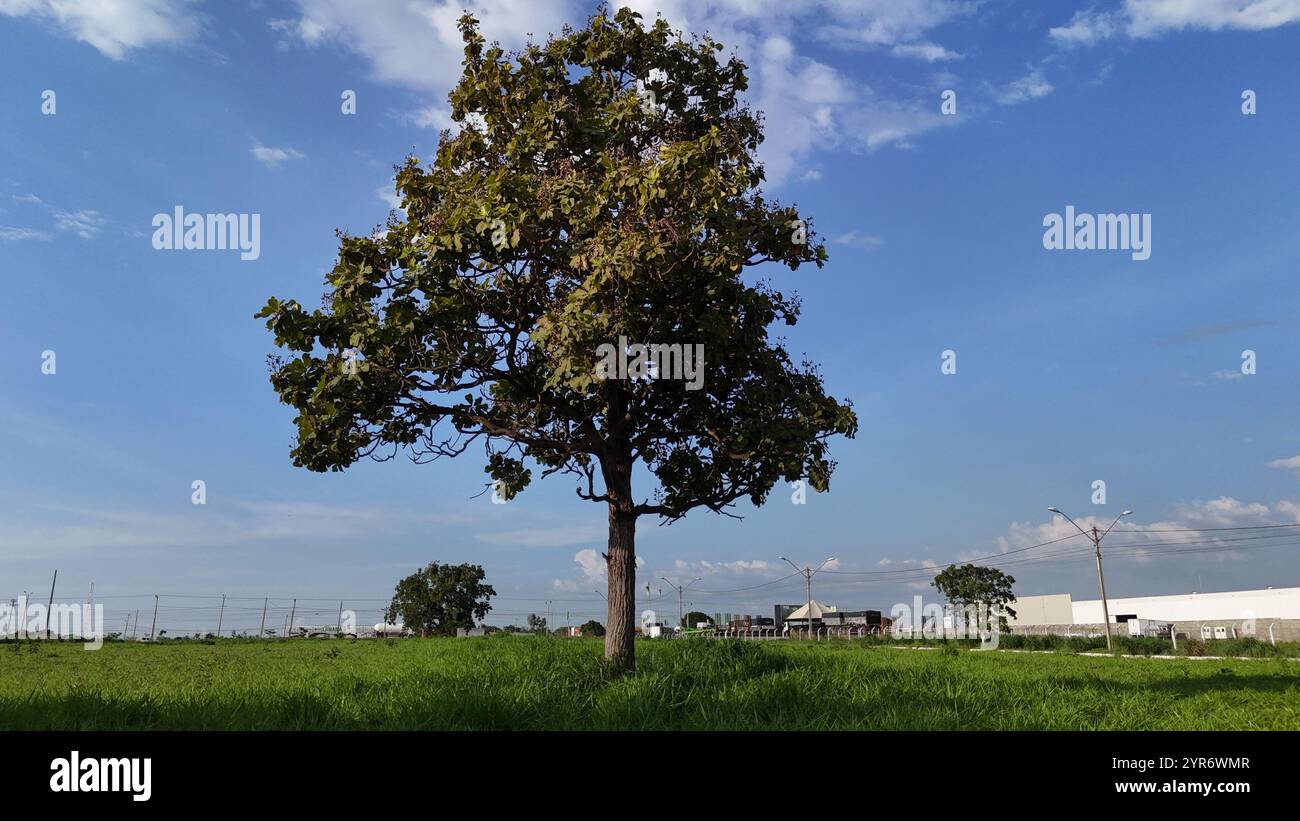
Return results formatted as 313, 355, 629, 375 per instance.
2, 0, 1299, 634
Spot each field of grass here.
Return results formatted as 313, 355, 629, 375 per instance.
2, 636, 1298, 730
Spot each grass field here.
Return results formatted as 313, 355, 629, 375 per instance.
2, 637, 1298, 730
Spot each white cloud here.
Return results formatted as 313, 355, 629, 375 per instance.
832, 230, 884, 249
1127, 0, 1300, 36
573, 548, 606, 583
12, 193, 105, 238
274, 0, 572, 91
0, 498, 469, 557
751, 35, 854, 183
669, 558, 775, 575
990, 497, 1300, 570
992, 67, 1054, 105
410, 106, 457, 131
1051, 0, 1300, 47
552, 547, 647, 590
1049, 8, 1121, 47
406, 106, 488, 135
376, 183, 402, 211
50, 208, 106, 238
818, 0, 973, 50
0, 0, 202, 60
474, 523, 603, 547
1267, 455, 1300, 470
0, 226, 52, 242
626, 1, 969, 178
276, 0, 968, 186
891, 41, 963, 61
1207, 369, 1245, 382
251, 142, 306, 169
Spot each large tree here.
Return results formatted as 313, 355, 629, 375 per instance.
682, 611, 712, 628
385, 562, 496, 637
931, 564, 1017, 635
258, 7, 855, 671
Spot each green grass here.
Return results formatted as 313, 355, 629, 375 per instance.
1, 637, 1298, 730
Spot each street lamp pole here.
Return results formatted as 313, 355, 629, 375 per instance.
1048, 507, 1131, 651
779, 556, 835, 639
661, 577, 702, 628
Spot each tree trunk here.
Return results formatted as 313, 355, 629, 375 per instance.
604, 505, 637, 672
600, 376, 638, 672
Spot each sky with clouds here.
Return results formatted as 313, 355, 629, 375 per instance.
1, 0, 1299, 632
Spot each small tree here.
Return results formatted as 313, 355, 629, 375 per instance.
682, 611, 711, 628
526, 614, 548, 634
258, 8, 855, 672
580, 619, 606, 637
386, 562, 496, 637
931, 564, 1017, 634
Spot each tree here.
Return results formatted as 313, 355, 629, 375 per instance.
931, 564, 1017, 635
526, 614, 548, 634
385, 562, 496, 637
682, 611, 711, 628
257, 7, 855, 672
580, 619, 606, 637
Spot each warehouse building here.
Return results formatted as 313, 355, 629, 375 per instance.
1006, 586, 1300, 641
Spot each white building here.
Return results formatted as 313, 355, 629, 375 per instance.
1071, 586, 1300, 624
1009, 586, 1300, 626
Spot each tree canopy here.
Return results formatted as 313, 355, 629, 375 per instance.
385, 562, 495, 637
931, 564, 1017, 633
682, 610, 712, 628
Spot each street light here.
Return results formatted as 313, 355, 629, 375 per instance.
661, 577, 702, 629
779, 556, 836, 639
1048, 507, 1132, 651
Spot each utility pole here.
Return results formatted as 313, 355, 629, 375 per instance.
1091, 527, 1110, 649
661, 577, 702, 629
259, 597, 268, 638
779, 556, 836, 639
1048, 507, 1132, 652
337, 601, 344, 634
288, 599, 297, 638
45, 570, 57, 639
149, 594, 159, 641
216, 594, 226, 638
131, 609, 139, 639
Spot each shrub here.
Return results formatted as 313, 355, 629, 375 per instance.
1116, 637, 1170, 656
1214, 637, 1281, 658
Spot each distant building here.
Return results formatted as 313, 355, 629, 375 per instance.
1007, 586, 1300, 642
774, 604, 801, 629
780, 600, 836, 630
822, 610, 882, 630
